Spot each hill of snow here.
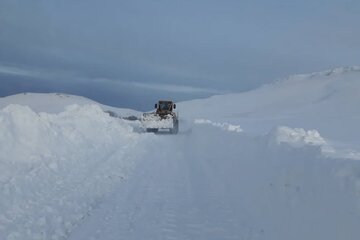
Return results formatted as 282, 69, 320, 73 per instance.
1, 67, 360, 240
180, 66, 360, 148
0, 93, 140, 117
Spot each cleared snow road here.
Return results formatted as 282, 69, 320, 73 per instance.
68, 127, 257, 240
68, 124, 360, 240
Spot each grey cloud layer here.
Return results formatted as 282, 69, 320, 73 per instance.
1, 0, 360, 110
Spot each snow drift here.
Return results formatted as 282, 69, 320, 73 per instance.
0, 93, 140, 117
0, 104, 146, 240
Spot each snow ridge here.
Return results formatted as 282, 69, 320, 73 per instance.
278, 65, 360, 83
0, 104, 145, 240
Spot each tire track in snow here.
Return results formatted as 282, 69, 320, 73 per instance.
67, 124, 360, 240
67, 127, 260, 240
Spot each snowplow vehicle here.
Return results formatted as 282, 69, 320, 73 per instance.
142, 100, 179, 134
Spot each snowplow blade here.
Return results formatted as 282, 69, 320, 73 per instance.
141, 113, 179, 134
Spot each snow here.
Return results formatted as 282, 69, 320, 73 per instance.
1, 66, 360, 239
194, 118, 243, 133
271, 126, 326, 147
0, 93, 140, 117
180, 66, 360, 151
141, 113, 175, 129
0, 103, 146, 240
68, 125, 360, 240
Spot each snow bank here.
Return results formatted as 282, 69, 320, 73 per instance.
0, 104, 145, 240
183, 125, 360, 239
0, 93, 141, 117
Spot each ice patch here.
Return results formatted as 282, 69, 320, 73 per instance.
194, 119, 242, 133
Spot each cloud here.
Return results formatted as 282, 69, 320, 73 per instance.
0, 65, 218, 111
1, 0, 360, 109
130, 82, 222, 94
0, 63, 220, 95
0, 65, 37, 77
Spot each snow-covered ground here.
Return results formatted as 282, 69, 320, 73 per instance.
1, 66, 360, 239
0, 93, 140, 117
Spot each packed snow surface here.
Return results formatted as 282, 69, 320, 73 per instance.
1, 67, 360, 240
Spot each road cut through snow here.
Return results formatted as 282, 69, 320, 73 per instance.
68, 123, 360, 240
2, 68, 360, 240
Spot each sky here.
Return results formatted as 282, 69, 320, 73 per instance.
1, 0, 360, 110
